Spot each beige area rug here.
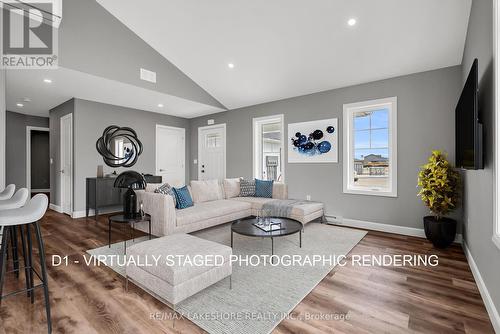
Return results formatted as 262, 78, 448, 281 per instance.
88, 222, 366, 334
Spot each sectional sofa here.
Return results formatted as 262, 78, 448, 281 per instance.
135, 179, 324, 237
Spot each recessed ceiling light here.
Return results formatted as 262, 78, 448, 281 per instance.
158, 103, 164, 108
348, 18, 357, 26
16, 103, 24, 107
228, 63, 235, 69
43, 78, 52, 83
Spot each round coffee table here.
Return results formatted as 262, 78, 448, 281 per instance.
231, 217, 303, 260
108, 213, 151, 252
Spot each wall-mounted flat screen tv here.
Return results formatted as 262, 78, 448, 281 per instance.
456, 58, 483, 169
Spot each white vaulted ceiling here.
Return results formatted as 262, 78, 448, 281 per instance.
97, 0, 471, 110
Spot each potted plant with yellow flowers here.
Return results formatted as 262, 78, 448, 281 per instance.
417, 150, 460, 248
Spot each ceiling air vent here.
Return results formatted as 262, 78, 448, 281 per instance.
140, 68, 157, 83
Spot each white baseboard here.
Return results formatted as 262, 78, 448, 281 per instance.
72, 208, 121, 219
326, 216, 462, 243
463, 242, 500, 333
49, 203, 62, 213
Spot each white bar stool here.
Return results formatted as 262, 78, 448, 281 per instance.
0, 194, 51, 334
0, 188, 29, 210
0, 188, 29, 279
0, 184, 15, 201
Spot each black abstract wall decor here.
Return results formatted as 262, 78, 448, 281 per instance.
288, 118, 338, 163
96, 126, 143, 168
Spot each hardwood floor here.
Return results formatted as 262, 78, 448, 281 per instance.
0, 210, 494, 334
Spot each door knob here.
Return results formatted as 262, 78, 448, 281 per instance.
159, 169, 166, 172
60, 169, 65, 173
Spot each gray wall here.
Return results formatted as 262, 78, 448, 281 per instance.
59, 0, 224, 109
6, 111, 49, 188
461, 0, 500, 314
189, 66, 462, 229
49, 99, 74, 206
72, 99, 190, 212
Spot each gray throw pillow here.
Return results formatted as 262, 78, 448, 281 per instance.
154, 183, 177, 207
239, 179, 256, 197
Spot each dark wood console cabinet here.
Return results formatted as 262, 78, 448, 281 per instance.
86, 177, 123, 221
86, 175, 162, 221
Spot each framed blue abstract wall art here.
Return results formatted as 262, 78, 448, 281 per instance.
287, 118, 338, 163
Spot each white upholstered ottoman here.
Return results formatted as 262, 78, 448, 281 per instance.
125, 233, 232, 308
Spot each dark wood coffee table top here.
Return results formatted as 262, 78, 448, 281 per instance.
231, 217, 302, 238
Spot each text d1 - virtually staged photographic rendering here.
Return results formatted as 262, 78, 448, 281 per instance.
1, 0, 500, 333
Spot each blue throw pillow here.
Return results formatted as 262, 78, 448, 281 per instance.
255, 179, 274, 198
173, 186, 193, 209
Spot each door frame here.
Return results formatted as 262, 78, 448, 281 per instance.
252, 114, 285, 181
60, 113, 73, 215
155, 124, 186, 185
26, 126, 50, 192
198, 123, 227, 180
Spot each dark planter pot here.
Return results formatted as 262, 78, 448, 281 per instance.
423, 216, 457, 249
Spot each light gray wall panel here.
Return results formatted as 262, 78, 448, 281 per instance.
461, 0, 500, 314
6, 111, 49, 188
189, 66, 462, 230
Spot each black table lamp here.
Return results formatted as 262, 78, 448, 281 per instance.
114, 171, 147, 218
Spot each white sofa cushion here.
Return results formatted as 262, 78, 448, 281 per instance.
145, 183, 162, 192
190, 180, 223, 203
223, 178, 241, 198
272, 183, 288, 199
230, 197, 276, 211
176, 199, 251, 227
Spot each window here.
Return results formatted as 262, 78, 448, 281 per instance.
206, 133, 222, 148
253, 115, 284, 181
343, 97, 397, 197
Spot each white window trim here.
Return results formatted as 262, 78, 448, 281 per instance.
493, 0, 500, 250
343, 97, 398, 197
252, 114, 285, 181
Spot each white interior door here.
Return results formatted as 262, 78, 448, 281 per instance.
60, 114, 73, 215
156, 125, 185, 187
198, 124, 226, 181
